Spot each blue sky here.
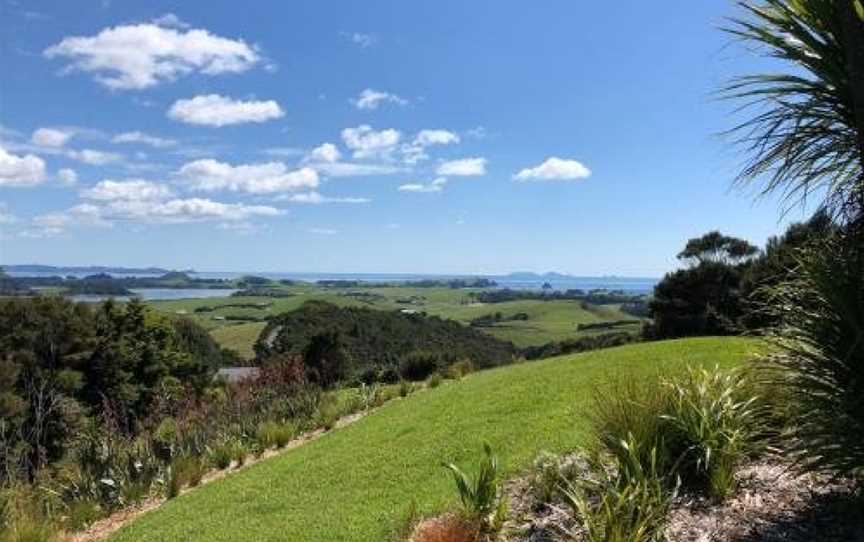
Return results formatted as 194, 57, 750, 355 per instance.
0, 0, 811, 276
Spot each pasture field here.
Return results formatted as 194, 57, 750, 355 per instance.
150, 284, 644, 357
110, 337, 757, 542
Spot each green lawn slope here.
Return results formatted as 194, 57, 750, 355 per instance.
111, 337, 758, 542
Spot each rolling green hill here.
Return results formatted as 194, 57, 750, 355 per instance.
151, 285, 644, 358
110, 337, 758, 542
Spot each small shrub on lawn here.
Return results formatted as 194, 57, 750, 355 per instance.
442, 443, 507, 534
428, 372, 443, 388
399, 379, 413, 398
444, 359, 474, 380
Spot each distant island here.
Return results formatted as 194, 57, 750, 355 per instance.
4, 264, 195, 275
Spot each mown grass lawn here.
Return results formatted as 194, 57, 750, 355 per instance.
111, 337, 758, 542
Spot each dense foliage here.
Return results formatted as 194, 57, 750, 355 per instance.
255, 301, 517, 383
0, 297, 229, 480
646, 232, 756, 339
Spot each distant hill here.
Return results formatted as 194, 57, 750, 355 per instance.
255, 301, 517, 376
4, 264, 192, 275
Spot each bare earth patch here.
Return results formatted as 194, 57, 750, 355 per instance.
499, 459, 862, 542
666, 461, 863, 542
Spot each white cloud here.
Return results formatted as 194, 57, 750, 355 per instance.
302, 141, 403, 177
0, 147, 46, 187
276, 191, 370, 204
151, 13, 189, 30
414, 129, 459, 147
68, 149, 122, 165
31, 127, 73, 147
436, 157, 487, 176
81, 179, 174, 201
112, 131, 176, 148
341, 125, 401, 159
34, 196, 281, 232
308, 162, 403, 177
44, 21, 260, 89
57, 168, 78, 186
514, 157, 591, 181
168, 94, 284, 127
402, 129, 460, 164
176, 159, 318, 194
398, 177, 447, 193
351, 88, 407, 110
306, 143, 341, 163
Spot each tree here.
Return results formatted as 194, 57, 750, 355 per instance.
724, 0, 864, 229
676, 231, 759, 265
302, 332, 352, 388
648, 232, 755, 339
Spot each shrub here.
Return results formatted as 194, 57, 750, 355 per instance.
758, 237, 864, 477
399, 352, 441, 381
209, 444, 234, 470
314, 395, 341, 431
231, 441, 249, 467
168, 455, 207, 498
562, 434, 674, 542
444, 359, 474, 380
528, 451, 586, 504
442, 443, 506, 533
660, 367, 764, 499
427, 372, 443, 389
398, 380, 413, 398
590, 367, 764, 500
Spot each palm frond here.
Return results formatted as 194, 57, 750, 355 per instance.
723, 0, 864, 223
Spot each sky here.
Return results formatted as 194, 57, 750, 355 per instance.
0, 0, 814, 276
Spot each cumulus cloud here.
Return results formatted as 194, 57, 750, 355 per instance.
351, 88, 407, 110
402, 129, 460, 164
306, 143, 341, 163
43, 20, 261, 89
168, 94, 284, 127
436, 157, 486, 176
31, 127, 73, 147
341, 125, 401, 160
398, 177, 447, 193
112, 131, 176, 148
68, 149, 122, 165
81, 179, 174, 201
0, 147, 46, 187
514, 157, 591, 181
176, 159, 318, 194
276, 191, 370, 204
57, 168, 78, 186
302, 141, 403, 177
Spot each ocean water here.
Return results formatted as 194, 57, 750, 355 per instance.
12, 270, 657, 295
69, 288, 239, 303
